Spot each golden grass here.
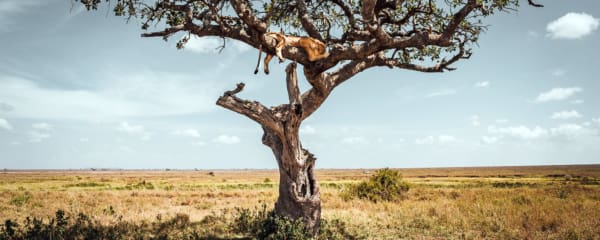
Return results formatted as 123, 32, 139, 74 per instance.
1, 165, 599, 239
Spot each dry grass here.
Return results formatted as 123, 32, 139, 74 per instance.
1, 165, 599, 239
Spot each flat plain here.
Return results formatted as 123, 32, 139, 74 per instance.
1, 165, 599, 239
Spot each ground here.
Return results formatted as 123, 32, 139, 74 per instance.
1, 165, 599, 239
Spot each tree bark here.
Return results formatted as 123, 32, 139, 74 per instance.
262, 127, 321, 235
216, 62, 321, 235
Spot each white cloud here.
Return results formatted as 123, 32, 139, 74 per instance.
300, 125, 317, 135
550, 124, 585, 139
173, 128, 201, 138
470, 115, 480, 127
488, 125, 548, 140
28, 131, 50, 143
117, 122, 144, 134
593, 118, 600, 125
0, 73, 219, 120
546, 12, 599, 39
571, 99, 584, 105
194, 141, 206, 146
487, 122, 598, 142
186, 36, 250, 53
481, 136, 498, 144
341, 136, 369, 145
438, 135, 458, 144
535, 87, 582, 103
425, 89, 456, 98
80, 138, 89, 142
496, 119, 508, 124
550, 110, 582, 120
415, 135, 458, 145
32, 122, 53, 131
0, 118, 12, 130
117, 122, 151, 141
415, 136, 435, 145
474, 81, 490, 88
213, 134, 240, 144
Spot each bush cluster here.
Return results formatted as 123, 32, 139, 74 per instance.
343, 168, 410, 202
231, 204, 358, 240
0, 206, 357, 240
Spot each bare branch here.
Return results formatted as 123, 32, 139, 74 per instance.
286, 63, 302, 116
216, 83, 281, 133
141, 25, 185, 37
528, 0, 544, 7
378, 42, 471, 73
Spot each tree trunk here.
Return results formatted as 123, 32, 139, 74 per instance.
262, 127, 321, 235
216, 62, 324, 236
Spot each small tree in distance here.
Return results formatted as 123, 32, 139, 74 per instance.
75, 0, 543, 235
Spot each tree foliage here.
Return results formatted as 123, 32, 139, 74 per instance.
74, 0, 538, 78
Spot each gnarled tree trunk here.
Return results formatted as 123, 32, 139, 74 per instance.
217, 62, 323, 235
262, 127, 321, 235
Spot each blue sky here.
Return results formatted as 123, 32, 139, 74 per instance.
1, 0, 599, 169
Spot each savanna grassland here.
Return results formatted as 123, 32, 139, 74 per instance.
1, 165, 599, 239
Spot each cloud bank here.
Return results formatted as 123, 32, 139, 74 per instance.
546, 13, 599, 39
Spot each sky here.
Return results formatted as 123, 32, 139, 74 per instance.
0, 0, 599, 169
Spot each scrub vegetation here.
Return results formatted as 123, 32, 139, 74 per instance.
1, 165, 599, 239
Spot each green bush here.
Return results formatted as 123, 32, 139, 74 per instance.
9, 194, 32, 207
232, 204, 311, 240
343, 168, 410, 202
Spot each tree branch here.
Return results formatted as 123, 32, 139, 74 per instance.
330, 0, 357, 29
528, 0, 544, 7
297, 0, 323, 41
141, 25, 185, 37
286, 63, 303, 117
361, 0, 392, 44
330, 54, 380, 88
216, 83, 281, 133
439, 0, 479, 44
378, 42, 471, 72
230, 0, 267, 33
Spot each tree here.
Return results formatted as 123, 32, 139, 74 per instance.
75, 0, 543, 235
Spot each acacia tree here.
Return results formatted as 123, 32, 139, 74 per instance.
76, 0, 542, 235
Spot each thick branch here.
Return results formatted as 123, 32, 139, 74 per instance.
297, 0, 323, 41
439, 0, 479, 44
230, 0, 267, 33
330, 0, 357, 28
216, 83, 281, 133
286, 63, 303, 117
361, 0, 392, 44
330, 54, 380, 88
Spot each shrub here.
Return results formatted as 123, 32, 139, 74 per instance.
343, 168, 410, 202
232, 204, 311, 240
231, 204, 358, 240
0, 207, 357, 240
9, 194, 32, 207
